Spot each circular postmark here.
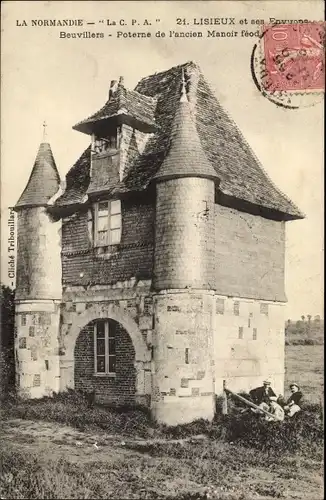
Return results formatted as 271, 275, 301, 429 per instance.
251, 22, 325, 109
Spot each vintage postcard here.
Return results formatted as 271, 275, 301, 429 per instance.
1, 1, 324, 499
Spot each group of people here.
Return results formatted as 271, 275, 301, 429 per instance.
248, 380, 303, 422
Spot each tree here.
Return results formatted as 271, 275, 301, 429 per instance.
301, 315, 305, 322
0, 284, 15, 397
307, 314, 312, 323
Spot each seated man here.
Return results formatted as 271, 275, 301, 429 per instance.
249, 380, 277, 407
284, 383, 303, 417
265, 401, 285, 422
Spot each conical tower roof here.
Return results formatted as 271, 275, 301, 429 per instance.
153, 76, 219, 183
15, 142, 61, 209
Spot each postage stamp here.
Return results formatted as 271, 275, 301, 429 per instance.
251, 21, 325, 108
263, 22, 325, 92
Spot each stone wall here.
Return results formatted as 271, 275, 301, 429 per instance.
154, 178, 216, 290
15, 300, 61, 398
214, 205, 286, 302
213, 295, 285, 396
151, 291, 215, 425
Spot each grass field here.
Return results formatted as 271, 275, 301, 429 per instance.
285, 345, 324, 403
0, 344, 323, 500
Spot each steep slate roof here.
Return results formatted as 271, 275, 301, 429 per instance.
73, 84, 157, 135
153, 79, 219, 183
56, 61, 303, 220
54, 146, 90, 207
15, 142, 61, 209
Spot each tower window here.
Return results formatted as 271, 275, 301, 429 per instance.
253, 328, 257, 340
94, 200, 122, 247
260, 303, 269, 316
238, 327, 244, 339
21, 314, 27, 326
234, 301, 240, 316
29, 327, 35, 337
94, 320, 116, 375
185, 348, 189, 364
33, 374, 41, 387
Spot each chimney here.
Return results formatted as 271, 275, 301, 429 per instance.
118, 76, 124, 87
109, 79, 118, 100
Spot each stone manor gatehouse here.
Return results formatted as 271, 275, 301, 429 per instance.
13, 62, 303, 425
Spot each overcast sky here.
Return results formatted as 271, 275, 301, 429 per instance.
1, 1, 323, 319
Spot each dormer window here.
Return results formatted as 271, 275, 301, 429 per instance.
93, 129, 120, 154
94, 200, 122, 246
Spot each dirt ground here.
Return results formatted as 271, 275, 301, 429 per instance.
1, 418, 323, 500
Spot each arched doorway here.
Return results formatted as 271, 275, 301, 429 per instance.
74, 317, 136, 405
62, 302, 151, 406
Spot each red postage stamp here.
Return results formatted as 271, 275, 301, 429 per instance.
262, 22, 325, 92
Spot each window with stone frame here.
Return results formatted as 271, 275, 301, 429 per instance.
94, 200, 122, 247
94, 319, 116, 375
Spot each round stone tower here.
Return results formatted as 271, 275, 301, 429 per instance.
13, 141, 62, 398
151, 73, 219, 425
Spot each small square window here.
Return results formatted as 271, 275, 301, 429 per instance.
216, 298, 225, 315
234, 301, 240, 316
260, 303, 269, 316
238, 327, 244, 339
253, 328, 257, 340
19, 337, 27, 349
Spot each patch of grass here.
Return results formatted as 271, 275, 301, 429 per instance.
285, 345, 324, 403
1, 390, 154, 438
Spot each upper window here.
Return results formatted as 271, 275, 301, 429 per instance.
94, 133, 118, 154
94, 320, 116, 375
94, 200, 122, 246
